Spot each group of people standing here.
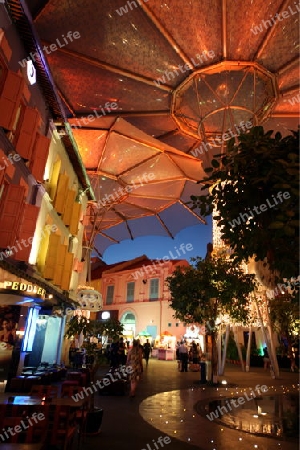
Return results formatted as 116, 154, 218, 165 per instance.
176, 341, 203, 372
107, 337, 152, 397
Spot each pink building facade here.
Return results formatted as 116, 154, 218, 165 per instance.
92, 255, 190, 342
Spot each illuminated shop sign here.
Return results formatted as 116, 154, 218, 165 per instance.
4, 281, 46, 298
26, 60, 36, 85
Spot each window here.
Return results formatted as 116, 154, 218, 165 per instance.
149, 278, 159, 300
126, 282, 135, 302
106, 285, 114, 305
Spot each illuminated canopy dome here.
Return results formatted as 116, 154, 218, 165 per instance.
172, 61, 278, 144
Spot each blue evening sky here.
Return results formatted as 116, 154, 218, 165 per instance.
102, 215, 212, 264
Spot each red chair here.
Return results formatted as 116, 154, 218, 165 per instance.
7, 376, 25, 392
66, 372, 83, 383
23, 376, 42, 392
48, 405, 77, 450
0, 415, 48, 446
30, 384, 59, 397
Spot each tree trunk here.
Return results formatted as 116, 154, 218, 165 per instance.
233, 326, 245, 371
254, 295, 280, 378
245, 325, 252, 372
266, 325, 280, 378
211, 331, 218, 383
220, 324, 230, 375
264, 305, 280, 378
217, 328, 222, 375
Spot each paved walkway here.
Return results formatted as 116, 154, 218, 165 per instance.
84, 360, 299, 450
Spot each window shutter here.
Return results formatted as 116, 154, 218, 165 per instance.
0, 70, 24, 130
73, 257, 84, 273
69, 202, 81, 236
150, 278, 159, 299
62, 189, 76, 226
53, 244, 68, 286
43, 233, 60, 279
0, 30, 13, 62
0, 184, 25, 248
0, 148, 6, 186
29, 133, 50, 182
53, 173, 69, 214
126, 282, 135, 302
61, 252, 74, 290
106, 285, 114, 305
14, 204, 39, 261
15, 106, 39, 159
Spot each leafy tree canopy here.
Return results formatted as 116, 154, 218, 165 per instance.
65, 316, 123, 340
190, 127, 299, 279
269, 293, 300, 349
166, 255, 256, 331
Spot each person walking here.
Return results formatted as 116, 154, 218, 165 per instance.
126, 339, 143, 397
191, 342, 200, 364
263, 347, 270, 370
143, 339, 151, 366
178, 341, 189, 372
117, 337, 127, 366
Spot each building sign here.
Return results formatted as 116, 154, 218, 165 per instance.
4, 281, 46, 298
26, 60, 36, 85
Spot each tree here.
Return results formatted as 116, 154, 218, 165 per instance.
166, 253, 256, 382
95, 318, 124, 340
65, 316, 92, 339
191, 126, 299, 280
269, 292, 300, 357
65, 316, 124, 342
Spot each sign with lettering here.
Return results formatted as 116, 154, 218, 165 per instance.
4, 281, 46, 298
26, 60, 36, 85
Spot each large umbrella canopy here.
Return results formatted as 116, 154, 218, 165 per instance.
9, 0, 298, 252
22, 0, 298, 150
78, 118, 206, 254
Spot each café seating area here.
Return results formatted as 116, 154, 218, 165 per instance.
0, 366, 93, 450
0, 401, 79, 449
0, 368, 94, 449
5, 365, 94, 394
6, 364, 68, 394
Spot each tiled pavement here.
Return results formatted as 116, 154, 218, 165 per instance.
84, 360, 299, 450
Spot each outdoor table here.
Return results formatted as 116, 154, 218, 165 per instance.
0, 394, 88, 448
0, 394, 88, 408
0, 444, 43, 450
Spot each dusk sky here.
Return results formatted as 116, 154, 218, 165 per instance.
102, 215, 212, 264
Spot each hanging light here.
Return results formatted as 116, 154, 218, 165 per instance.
171, 61, 278, 150
76, 288, 103, 311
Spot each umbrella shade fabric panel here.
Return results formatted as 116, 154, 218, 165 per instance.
26, 0, 298, 162
93, 203, 205, 255
74, 117, 204, 180
76, 118, 207, 252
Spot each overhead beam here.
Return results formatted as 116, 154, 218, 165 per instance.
31, 0, 51, 20
70, 110, 170, 119
221, 0, 227, 59
41, 42, 173, 93
254, 0, 291, 60
278, 55, 299, 74
280, 85, 300, 96
139, 1, 191, 66
270, 113, 300, 117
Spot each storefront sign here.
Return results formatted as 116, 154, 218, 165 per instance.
26, 60, 36, 85
4, 281, 46, 298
